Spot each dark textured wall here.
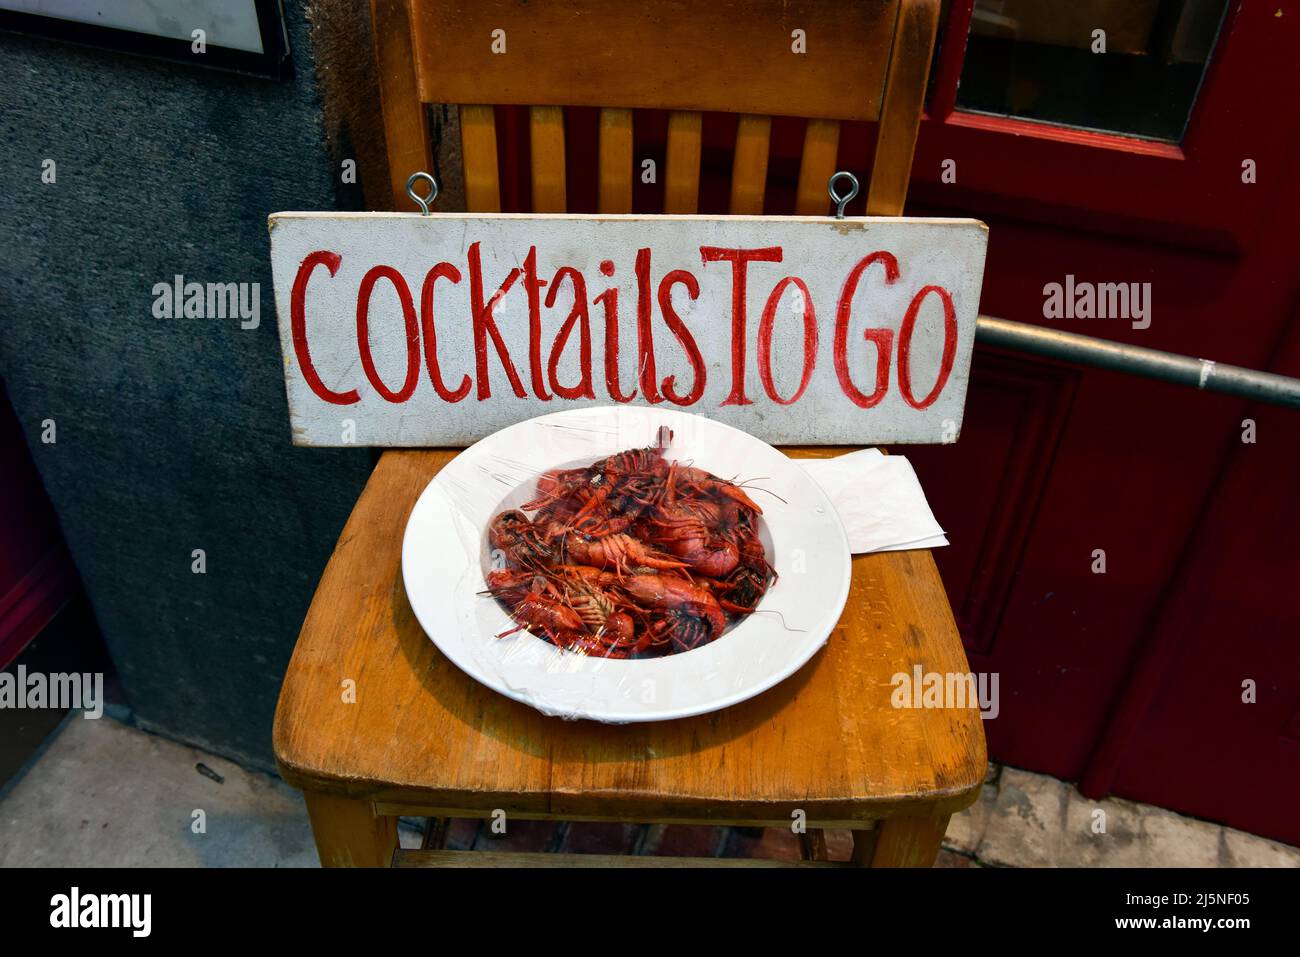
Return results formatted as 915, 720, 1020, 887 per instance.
0, 6, 373, 769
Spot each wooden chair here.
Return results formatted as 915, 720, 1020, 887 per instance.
274, 0, 986, 867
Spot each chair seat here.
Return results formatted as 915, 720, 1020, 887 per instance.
273, 448, 986, 827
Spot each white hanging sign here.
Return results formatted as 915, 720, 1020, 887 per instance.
268, 212, 987, 446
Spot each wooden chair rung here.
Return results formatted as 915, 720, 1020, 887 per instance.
394, 849, 847, 868
421, 817, 450, 850
800, 827, 831, 861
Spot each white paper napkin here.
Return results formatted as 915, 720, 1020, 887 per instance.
793, 449, 948, 554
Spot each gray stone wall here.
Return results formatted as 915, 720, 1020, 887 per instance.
0, 5, 372, 769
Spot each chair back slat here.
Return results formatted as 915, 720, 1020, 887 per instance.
663, 111, 703, 215
598, 109, 634, 214
460, 105, 501, 212
371, 0, 433, 209
794, 119, 842, 216
729, 115, 772, 215
865, 0, 941, 215
409, 0, 900, 121
528, 106, 567, 212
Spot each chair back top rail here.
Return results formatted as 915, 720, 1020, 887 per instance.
408, 0, 902, 122
392, 0, 940, 217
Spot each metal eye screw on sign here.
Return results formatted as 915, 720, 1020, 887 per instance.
406, 171, 439, 215
828, 171, 860, 219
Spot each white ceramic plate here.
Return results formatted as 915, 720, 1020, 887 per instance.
400, 407, 851, 722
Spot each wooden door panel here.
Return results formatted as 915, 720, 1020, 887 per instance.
906, 350, 1078, 656
1100, 315, 1300, 847
906, 208, 1267, 780
1106, 438, 1300, 844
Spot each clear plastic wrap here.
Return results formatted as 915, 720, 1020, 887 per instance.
401, 406, 851, 722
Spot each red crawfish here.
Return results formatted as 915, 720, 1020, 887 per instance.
563, 533, 687, 576
711, 531, 777, 613
619, 574, 726, 653
487, 510, 556, 569
495, 591, 585, 643
642, 502, 741, 577
664, 460, 763, 515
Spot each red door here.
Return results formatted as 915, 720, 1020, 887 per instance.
903, 0, 1300, 844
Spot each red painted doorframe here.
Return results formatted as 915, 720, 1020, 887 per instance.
913, 0, 1284, 252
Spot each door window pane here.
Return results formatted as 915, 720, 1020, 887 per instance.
954, 0, 1229, 142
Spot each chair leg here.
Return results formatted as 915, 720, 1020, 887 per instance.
421, 817, 450, 850
800, 828, 830, 861
303, 791, 398, 868
850, 827, 880, 865
858, 814, 950, 867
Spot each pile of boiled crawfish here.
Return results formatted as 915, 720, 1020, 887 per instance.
484, 427, 776, 657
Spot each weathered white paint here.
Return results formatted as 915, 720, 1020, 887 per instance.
268, 212, 988, 446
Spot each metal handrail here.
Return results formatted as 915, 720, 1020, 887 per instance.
975, 316, 1300, 409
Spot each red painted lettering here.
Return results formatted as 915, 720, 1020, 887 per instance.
657, 269, 705, 406
757, 276, 817, 406
467, 241, 525, 400
356, 265, 419, 403
594, 277, 637, 403
634, 248, 663, 403
835, 251, 899, 408
522, 247, 551, 401
897, 284, 957, 410
290, 251, 357, 405
700, 245, 783, 406
419, 263, 471, 402
545, 267, 595, 400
